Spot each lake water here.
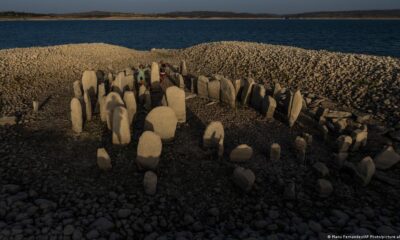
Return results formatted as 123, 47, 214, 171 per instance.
0, 20, 400, 58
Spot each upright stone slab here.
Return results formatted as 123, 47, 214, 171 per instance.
143, 171, 158, 195
351, 129, 368, 151
273, 83, 282, 98
138, 85, 146, 104
97, 148, 112, 171
137, 131, 162, 170
125, 67, 134, 76
287, 90, 303, 127
230, 144, 253, 163
203, 121, 224, 148
270, 143, 281, 161
295, 136, 307, 164
250, 84, 266, 110
337, 135, 352, 153
220, 78, 236, 108
165, 86, 186, 123
144, 106, 178, 141
356, 156, 375, 186
112, 106, 131, 145
144, 90, 152, 111
208, 80, 221, 101
218, 138, 224, 159
73, 80, 83, 98
232, 167, 255, 192
82, 70, 98, 99
113, 72, 128, 95
98, 83, 106, 101
70, 98, 83, 133
180, 60, 188, 76
197, 76, 209, 98
125, 74, 135, 91
99, 96, 107, 122
240, 78, 255, 105
233, 79, 242, 97
105, 92, 125, 130
83, 92, 92, 121
32, 101, 39, 112
261, 96, 277, 119
123, 91, 137, 125
151, 62, 160, 87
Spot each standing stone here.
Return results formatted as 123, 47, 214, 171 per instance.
99, 96, 107, 122
220, 78, 236, 108
138, 85, 146, 104
312, 162, 330, 177
113, 72, 128, 95
98, 83, 106, 101
317, 179, 333, 198
241, 78, 255, 105
337, 135, 353, 153
73, 80, 83, 98
143, 171, 157, 195
270, 143, 281, 161
33, 101, 39, 112
320, 125, 329, 141
351, 129, 368, 151
82, 70, 98, 98
287, 90, 303, 127
144, 106, 178, 141
294, 136, 307, 164
180, 60, 188, 76
356, 157, 375, 186
137, 131, 162, 170
250, 84, 266, 110
273, 83, 282, 98
203, 121, 224, 148
208, 80, 221, 101
261, 96, 277, 119
105, 92, 125, 130
112, 106, 131, 145
144, 90, 152, 111
218, 138, 224, 159
70, 98, 83, 133
177, 74, 185, 88
123, 91, 137, 125
151, 62, 160, 87
373, 146, 400, 170
230, 144, 253, 162
83, 92, 92, 121
233, 79, 242, 97
197, 76, 209, 98
302, 133, 313, 146
97, 148, 112, 171
164, 86, 186, 123
334, 152, 349, 168
232, 167, 255, 192
190, 77, 196, 93
125, 67, 134, 76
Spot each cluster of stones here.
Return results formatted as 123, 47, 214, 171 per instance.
71, 62, 188, 195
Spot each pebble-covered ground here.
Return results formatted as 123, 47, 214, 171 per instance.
0, 42, 399, 239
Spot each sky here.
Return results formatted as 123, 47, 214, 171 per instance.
1, 0, 399, 14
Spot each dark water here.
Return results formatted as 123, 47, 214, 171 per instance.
0, 20, 400, 57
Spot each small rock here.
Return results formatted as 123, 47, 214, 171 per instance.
232, 167, 255, 192
373, 146, 400, 170
312, 162, 329, 177
63, 225, 74, 236
317, 179, 333, 198
230, 144, 253, 162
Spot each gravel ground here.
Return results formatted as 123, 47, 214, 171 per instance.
0, 42, 399, 239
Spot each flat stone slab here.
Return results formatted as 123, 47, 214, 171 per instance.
230, 144, 253, 162
0, 116, 17, 126
232, 167, 255, 192
144, 106, 177, 141
112, 106, 131, 145
197, 76, 209, 98
165, 86, 186, 123
220, 78, 236, 108
207, 80, 220, 101
373, 146, 400, 170
137, 131, 162, 170
203, 121, 224, 148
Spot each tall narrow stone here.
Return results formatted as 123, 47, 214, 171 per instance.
240, 78, 255, 105
220, 78, 236, 108
112, 106, 131, 145
208, 80, 221, 101
203, 121, 224, 148
356, 156, 375, 186
97, 148, 112, 171
82, 70, 98, 99
105, 92, 125, 130
233, 79, 242, 97
113, 72, 128, 95
73, 80, 83, 98
273, 83, 282, 98
83, 92, 92, 121
351, 129, 368, 151
144, 171, 158, 195
164, 86, 186, 123
287, 90, 303, 127
98, 83, 106, 101
144, 90, 152, 111
270, 143, 281, 161
294, 136, 307, 164
250, 84, 265, 110
123, 91, 137, 125
177, 74, 185, 89
144, 106, 178, 141
218, 138, 224, 159
70, 98, 83, 133
261, 96, 277, 119
337, 135, 353, 153
32, 101, 39, 112
232, 167, 255, 192
197, 76, 209, 98
137, 131, 162, 170
99, 96, 107, 122
180, 60, 188, 76
151, 62, 160, 87
138, 85, 146, 104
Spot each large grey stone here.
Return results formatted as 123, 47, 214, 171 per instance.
144, 171, 158, 195
144, 106, 177, 141
287, 90, 303, 127
112, 106, 131, 145
220, 78, 236, 108
203, 121, 224, 148
123, 91, 137, 125
137, 131, 162, 170
356, 156, 375, 186
261, 96, 277, 119
207, 80, 220, 101
240, 78, 255, 105
230, 144, 253, 162
373, 146, 400, 170
164, 86, 186, 123
105, 92, 125, 130
250, 84, 265, 110
197, 76, 209, 98
232, 167, 255, 192
73, 80, 83, 98
97, 148, 112, 171
82, 70, 98, 99
70, 98, 83, 133
83, 92, 92, 121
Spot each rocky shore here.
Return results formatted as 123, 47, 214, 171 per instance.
0, 42, 399, 239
